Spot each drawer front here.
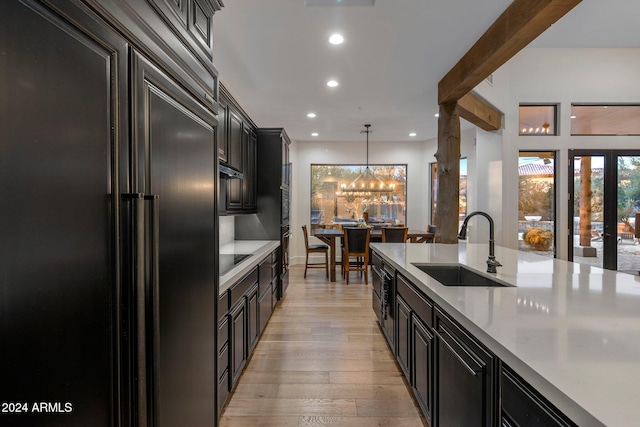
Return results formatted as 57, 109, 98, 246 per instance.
372, 251, 383, 271
217, 369, 230, 413
218, 291, 229, 322
218, 316, 229, 350
259, 259, 275, 297
397, 273, 433, 328
218, 342, 229, 380
258, 283, 273, 334
230, 267, 258, 309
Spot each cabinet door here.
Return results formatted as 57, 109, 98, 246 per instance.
228, 109, 243, 171
435, 314, 496, 427
217, 99, 228, 163
281, 136, 290, 188
258, 283, 273, 334
230, 301, 247, 386
412, 314, 434, 423
396, 296, 411, 378
243, 129, 257, 211
501, 367, 576, 427
0, 2, 126, 425
134, 52, 217, 427
247, 285, 259, 353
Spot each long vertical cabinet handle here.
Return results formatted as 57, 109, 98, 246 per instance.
122, 193, 148, 426
145, 194, 160, 426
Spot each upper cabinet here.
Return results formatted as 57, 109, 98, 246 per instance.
147, 0, 221, 62
84, 0, 223, 110
219, 85, 258, 214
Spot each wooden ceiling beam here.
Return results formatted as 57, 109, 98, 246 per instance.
457, 92, 502, 131
438, 0, 582, 104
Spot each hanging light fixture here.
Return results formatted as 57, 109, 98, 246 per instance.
340, 124, 393, 194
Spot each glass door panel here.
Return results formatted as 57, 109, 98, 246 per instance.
616, 156, 640, 272
571, 155, 605, 269
518, 151, 556, 258
570, 150, 640, 272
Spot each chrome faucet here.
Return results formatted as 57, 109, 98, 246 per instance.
458, 211, 502, 273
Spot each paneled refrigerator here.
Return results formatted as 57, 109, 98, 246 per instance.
0, 2, 218, 426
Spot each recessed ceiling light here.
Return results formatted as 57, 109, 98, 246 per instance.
434, 113, 439, 118
327, 80, 339, 87
409, 132, 417, 137
570, 115, 577, 119
311, 132, 319, 137
307, 112, 317, 118
329, 33, 344, 45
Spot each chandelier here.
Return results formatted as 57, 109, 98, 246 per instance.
339, 124, 395, 195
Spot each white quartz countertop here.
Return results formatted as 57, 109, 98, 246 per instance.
220, 240, 279, 294
371, 242, 640, 427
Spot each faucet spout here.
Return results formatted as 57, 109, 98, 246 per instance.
458, 211, 502, 273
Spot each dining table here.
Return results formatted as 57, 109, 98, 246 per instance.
311, 227, 434, 282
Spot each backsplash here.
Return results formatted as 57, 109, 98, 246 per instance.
219, 216, 234, 245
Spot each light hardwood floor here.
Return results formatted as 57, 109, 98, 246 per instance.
220, 264, 427, 427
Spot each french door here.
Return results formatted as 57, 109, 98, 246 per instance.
569, 150, 640, 271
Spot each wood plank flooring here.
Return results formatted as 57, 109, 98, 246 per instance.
220, 265, 427, 427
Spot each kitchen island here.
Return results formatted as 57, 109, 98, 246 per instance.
371, 242, 640, 427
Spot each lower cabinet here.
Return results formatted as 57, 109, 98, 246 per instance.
412, 313, 433, 421
501, 366, 577, 427
434, 307, 497, 427
230, 298, 247, 385
247, 284, 259, 353
218, 250, 279, 413
371, 249, 576, 427
396, 295, 411, 378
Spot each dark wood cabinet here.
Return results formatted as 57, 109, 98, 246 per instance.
217, 98, 228, 163
243, 130, 258, 211
396, 271, 434, 426
501, 366, 577, 427
236, 129, 291, 298
247, 284, 259, 353
412, 313, 434, 422
230, 298, 247, 385
435, 308, 497, 427
258, 250, 278, 334
396, 295, 411, 378
219, 86, 257, 214
228, 109, 243, 172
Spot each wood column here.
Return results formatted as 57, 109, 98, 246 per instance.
579, 156, 592, 247
435, 102, 461, 244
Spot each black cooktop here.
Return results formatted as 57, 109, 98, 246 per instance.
219, 253, 251, 276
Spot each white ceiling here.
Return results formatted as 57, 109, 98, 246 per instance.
212, 0, 640, 142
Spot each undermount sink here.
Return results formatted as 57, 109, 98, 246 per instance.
412, 263, 513, 287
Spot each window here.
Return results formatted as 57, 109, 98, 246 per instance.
519, 104, 557, 136
310, 164, 406, 229
571, 104, 640, 136
518, 151, 556, 258
430, 158, 467, 226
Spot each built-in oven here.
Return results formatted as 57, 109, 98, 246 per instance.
280, 225, 290, 298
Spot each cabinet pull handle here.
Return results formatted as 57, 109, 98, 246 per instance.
435, 327, 482, 376
144, 194, 160, 423
122, 193, 148, 425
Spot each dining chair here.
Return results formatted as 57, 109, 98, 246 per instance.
426, 224, 436, 243
381, 226, 408, 243
342, 227, 371, 285
302, 225, 329, 278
